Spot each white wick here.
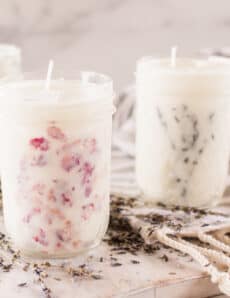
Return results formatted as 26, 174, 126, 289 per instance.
45, 60, 54, 90
171, 46, 177, 67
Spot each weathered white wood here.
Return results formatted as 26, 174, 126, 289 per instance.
0, 233, 223, 298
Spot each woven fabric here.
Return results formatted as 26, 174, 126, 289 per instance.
110, 195, 230, 295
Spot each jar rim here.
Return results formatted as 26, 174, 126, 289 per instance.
136, 56, 230, 75
0, 71, 114, 107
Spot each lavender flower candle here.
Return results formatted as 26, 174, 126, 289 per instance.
136, 55, 230, 207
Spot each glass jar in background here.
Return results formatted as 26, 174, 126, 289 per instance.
136, 57, 230, 208
0, 44, 21, 206
0, 71, 114, 258
0, 44, 21, 80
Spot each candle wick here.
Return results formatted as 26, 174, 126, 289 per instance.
171, 46, 177, 67
45, 60, 54, 90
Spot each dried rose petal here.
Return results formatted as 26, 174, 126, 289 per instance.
48, 189, 56, 202
33, 228, 48, 246
56, 242, 62, 248
82, 162, 94, 185
61, 154, 80, 172
46, 216, 53, 225
30, 137, 49, 151
59, 140, 80, 154
47, 126, 65, 140
85, 186, 92, 197
33, 236, 39, 242
72, 240, 80, 248
49, 208, 65, 220
39, 228, 46, 238
56, 221, 71, 242
61, 193, 73, 207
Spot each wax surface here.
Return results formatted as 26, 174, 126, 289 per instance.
136, 59, 230, 96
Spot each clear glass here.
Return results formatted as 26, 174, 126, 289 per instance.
0, 44, 21, 78
0, 71, 114, 258
136, 57, 230, 208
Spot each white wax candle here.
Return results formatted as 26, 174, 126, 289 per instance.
0, 72, 114, 258
136, 57, 230, 207
0, 44, 21, 79
136, 57, 230, 95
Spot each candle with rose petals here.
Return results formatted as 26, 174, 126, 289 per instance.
0, 71, 114, 258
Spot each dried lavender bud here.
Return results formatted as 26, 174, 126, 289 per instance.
131, 260, 140, 264
91, 274, 102, 280
156, 107, 168, 129
160, 254, 169, 262
42, 286, 52, 298
42, 262, 51, 268
198, 148, 203, 154
116, 251, 127, 255
2, 264, 12, 272
184, 157, 189, 163
174, 116, 180, 123
23, 263, 30, 272
209, 113, 214, 121
182, 187, 187, 196
18, 282, 27, 287
111, 262, 122, 267
182, 105, 188, 111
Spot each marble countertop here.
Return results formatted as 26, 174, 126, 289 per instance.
1, 0, 230, 90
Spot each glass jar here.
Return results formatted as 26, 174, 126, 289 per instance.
0, 44, 21, 79
136, 57, 230, 207
0, 72, 114, 258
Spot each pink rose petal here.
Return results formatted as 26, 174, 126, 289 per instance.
30, 137, 49, 151
61, 154, 80, 172
47, 126, 65, 140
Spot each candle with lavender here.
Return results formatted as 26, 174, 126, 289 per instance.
136, 49, 230, 207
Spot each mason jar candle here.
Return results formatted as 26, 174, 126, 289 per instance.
0, 44, 21, 80
136, 57, 230, 207
0, 71, 114, 258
